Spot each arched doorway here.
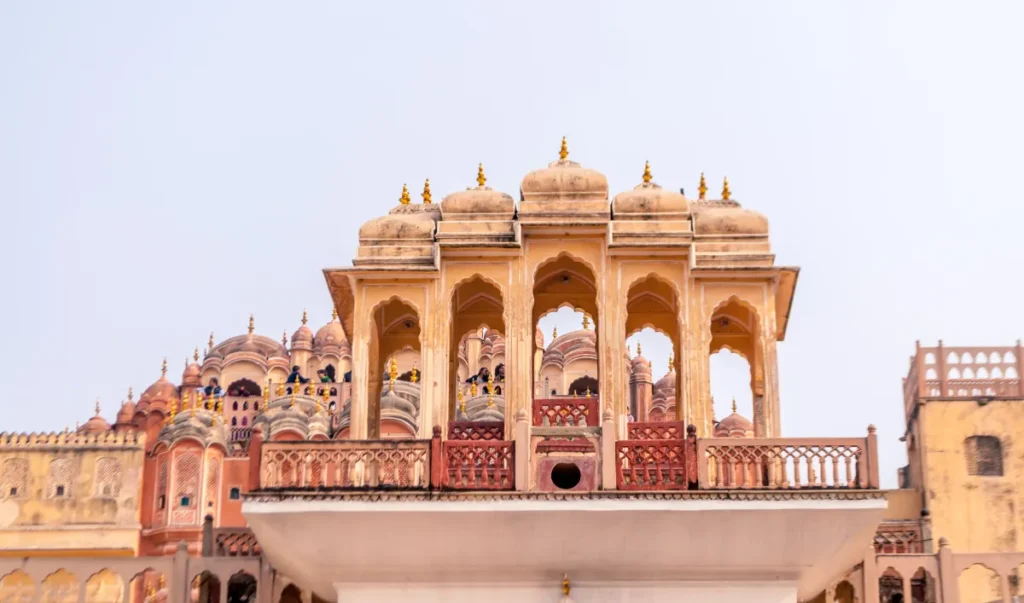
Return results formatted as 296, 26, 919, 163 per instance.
449, 276, 505, 424
367, 297, 421, 438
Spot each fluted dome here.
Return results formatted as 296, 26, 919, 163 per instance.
441, 168, 515, 220
715, 402, 754, 437
140, 374, 179, 406
653, 369, 676, 393
359, 198, 441, 242
520, 140, 608, 203
116, 401, 135, 425
207, 334, 288, 361
691, 184, 768, 236
612, 164, 689, 220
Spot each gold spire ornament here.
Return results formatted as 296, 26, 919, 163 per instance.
94, 399, 101, 416
627, 344, 632, 356
161, 358, 168, 377
668, 352, 675, 369
410, 365, 418, 384
698, 172, 707, 200
470, 380, 478, 397
642, 161, 652, 184
637, 342, 642, 356
389, 357, 398, 393
559, 136, 569, 161
281, 331, 287, 346
582, 314, 590, 330
487, 373, 495, 407
263, 382, 270, 408
208, 332, 215, 350
477, 163, 486, 187
421, 179, 432, 204
193, 348, 200, 362
166, 399, 177, 424
277, 382, 284, 397
585, 387, 592, 399
458, 387, 466, 414
301, 309, 308, 325
248, 314, 255, 335
289, 387, 296, 408
722, 177, 731, 201
732, 398, 738, 414
127, 386, 133, 401
399, 183, 411, 205
562, 575, 571, 597
552, 326, 558, 339
331, 306, 338, 321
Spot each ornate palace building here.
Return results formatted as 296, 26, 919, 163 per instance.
1, 141, 1023, 602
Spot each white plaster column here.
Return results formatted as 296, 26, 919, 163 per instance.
416, 287, 439, 438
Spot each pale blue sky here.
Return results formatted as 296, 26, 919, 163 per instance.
2, 1, 1022, 487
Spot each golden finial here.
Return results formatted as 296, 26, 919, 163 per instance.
399, 183, 411, 205
732, 398, 737, 414
636, 342, 642, 356
627, 344, 632, 356
470, 380, 478, 397
562, 575, 570, 597
321, 385, 329, 403
552, 326, 558, 339
192, 347, 200, 362
698, 172, 707, 200
421, 179, 432, 204
289, 386, 296, 408
458, 387, 466, 414
668, 352, 674, 367
127, 386, 133, 401
572, 390, 578, 399
642, 161, 652, 184
477, 163, 486, 187
94, 399, 101, 416
559, 136, 569, 161
167, 399, 177, 424
388, 356, 398, 393
582, 314, 590, 330
263, 382, 270, 407
487, 373, 495, 407
331, 306, 338, 321
146, 583, 156, 600
161, 358, 168, 377
277, 382, 284, 397
209, 333, 215, 350
248, 314, 255, 335
282, 331, 287, 346
215, 397, 223, 416
410, 365, 418, 384
301, 309, 308, 325
585, 387, 592, 399
721, 177, 731, 201
158, 575, 166, 589
315, 395, 322, 414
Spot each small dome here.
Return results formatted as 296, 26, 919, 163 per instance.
80, 402, 111, 434
715, 401, 754, 437
692, 205, 768, 235
140, 364, 180, 406
612, 163, 689, 220
182, 355, 201, 388
359, 194, 441, 243
441, 166, 514, 220
653, 369, 676, 393
116, 401, 135, 425
520, 138, 608, 203
292, 311, 313, 349
314, 316, 348, 349
631, 353, 651, 375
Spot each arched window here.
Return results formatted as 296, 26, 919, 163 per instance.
965, 436, 1003, 476
94, 457, 121, 498
232, 401, 239, 411
254, 402, 260, 411
243, 401, 249, 411
924, 353, 936, 365
231, 417, 238, 426
241, 417, 248, 427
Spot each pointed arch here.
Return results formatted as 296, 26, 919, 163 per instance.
367, 296, 422, 438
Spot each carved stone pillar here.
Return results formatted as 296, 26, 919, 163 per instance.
417, 288, 439, 438
686, 315, 713, 436
761, 332, 781, 437
350, 304, 370, 440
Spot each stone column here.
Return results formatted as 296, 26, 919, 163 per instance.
507, 262, 532, 437
760, 331, 781, 437
686, 313, 713, 436
349, 298, 370, 440
629, 370, 653, 421
416, 289, 439, 439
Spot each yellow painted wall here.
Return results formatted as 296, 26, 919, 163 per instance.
920, 399, 1024, 552
0, 436, 144, 555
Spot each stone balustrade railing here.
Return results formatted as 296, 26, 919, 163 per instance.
441, 439, 515, 490
695, 427, 880, 490
259, 438, 433, 489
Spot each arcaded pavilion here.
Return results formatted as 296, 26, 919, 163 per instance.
2, 140, 1024, 603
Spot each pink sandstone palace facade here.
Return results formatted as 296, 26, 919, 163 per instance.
1, 141, 1023, 602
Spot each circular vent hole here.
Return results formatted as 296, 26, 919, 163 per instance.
551, 462, 582, 490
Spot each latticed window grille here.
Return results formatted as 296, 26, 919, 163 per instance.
965, 435, 1003, 476
94, 457, 122, 498
1, 458, 29, 498
48, 458, 73, 498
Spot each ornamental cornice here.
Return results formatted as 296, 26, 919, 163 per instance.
244, 489, 887, 504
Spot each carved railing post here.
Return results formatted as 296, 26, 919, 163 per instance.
866, 425, 880, 489
514, 408, 530, 491
601, 408, 616, 490
937, 538, 959, 603
430, 425, 442, 489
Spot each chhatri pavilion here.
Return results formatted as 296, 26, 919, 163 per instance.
2, 140, 1023, 603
